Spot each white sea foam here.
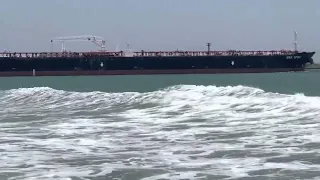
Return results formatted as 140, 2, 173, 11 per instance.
0, 85, 320, 179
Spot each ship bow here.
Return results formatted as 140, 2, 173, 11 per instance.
307, 51, 316, 64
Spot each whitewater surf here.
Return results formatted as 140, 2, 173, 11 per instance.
0, 85, 320, 179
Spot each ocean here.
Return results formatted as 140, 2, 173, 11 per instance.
0, 70, 320, 180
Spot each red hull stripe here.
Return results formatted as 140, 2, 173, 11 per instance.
0, 68, 304, 77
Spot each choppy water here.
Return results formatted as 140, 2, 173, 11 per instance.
1, 84, 320, 180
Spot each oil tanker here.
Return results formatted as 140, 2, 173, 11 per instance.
0, 34, 315, 77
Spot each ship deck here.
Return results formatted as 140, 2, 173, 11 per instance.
0, 50, 299, 59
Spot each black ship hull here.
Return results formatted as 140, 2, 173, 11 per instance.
0, 52, 315, 77
0, 68, 307, 77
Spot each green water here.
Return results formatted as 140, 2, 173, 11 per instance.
0, 70, 319, 96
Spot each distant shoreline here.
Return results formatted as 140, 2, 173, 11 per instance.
306, 63, 320, 69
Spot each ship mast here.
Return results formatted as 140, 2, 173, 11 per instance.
50, 35, 106, 52
206, 42, 211, 53
293, 31, 298, 52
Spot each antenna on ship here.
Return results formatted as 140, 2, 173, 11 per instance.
50, 40, 53, 52
50, 35, 106, 52
125, 42, 131, 51
124, 41, 133, 52
116, 43, 119, 51
124, 41, 134, 57
293, 31, 298, 52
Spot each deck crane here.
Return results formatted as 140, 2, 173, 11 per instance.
50, 35, 106, 52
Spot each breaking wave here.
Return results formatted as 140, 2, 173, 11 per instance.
0, 85, 320, 180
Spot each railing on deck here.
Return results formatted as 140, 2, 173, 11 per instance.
134, 50, 297, 57
0, 50, 297, 58
0, 51, 125, 58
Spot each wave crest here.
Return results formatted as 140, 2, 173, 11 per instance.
0, 85, 319, 118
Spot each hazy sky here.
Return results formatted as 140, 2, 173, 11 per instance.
0, 0, 319, 57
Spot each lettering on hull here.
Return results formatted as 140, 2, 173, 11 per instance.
286, 56, 302, 59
